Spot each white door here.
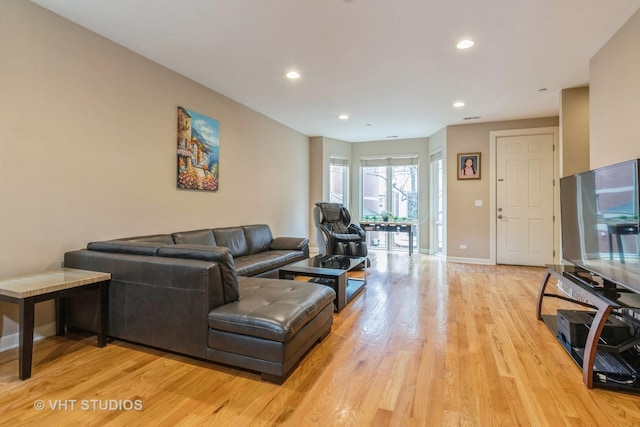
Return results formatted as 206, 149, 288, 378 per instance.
496, 133, 555, 266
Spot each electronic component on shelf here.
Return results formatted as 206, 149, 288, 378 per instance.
539, 265, 640, 391
573, 347, 636, 376
557, 309, 632, 350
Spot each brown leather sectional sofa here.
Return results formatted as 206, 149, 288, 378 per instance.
63, 224, 335, 384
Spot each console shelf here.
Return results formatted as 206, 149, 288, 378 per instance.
537, 265, 640, 391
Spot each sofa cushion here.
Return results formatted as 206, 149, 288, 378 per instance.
213, 227, 249, 257
157, 245, 239, 302
171, 229, 217, 246
242, 224, 273, 254
87, 240, 168, 256
208, 277, 335, 342
234, 251, 305, 277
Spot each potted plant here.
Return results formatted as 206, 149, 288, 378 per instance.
380, 210, 392, 222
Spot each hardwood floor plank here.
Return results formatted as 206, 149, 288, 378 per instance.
1, 253, 640, 426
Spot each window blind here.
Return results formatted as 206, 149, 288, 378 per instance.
359, 155, 418, 167
330, 156, 349, 167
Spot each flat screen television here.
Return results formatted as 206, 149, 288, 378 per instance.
560, 159, 640, 293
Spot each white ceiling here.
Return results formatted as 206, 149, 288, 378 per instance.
32, 0, 640, 142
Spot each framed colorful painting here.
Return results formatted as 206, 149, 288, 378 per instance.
177, 107, 220, 191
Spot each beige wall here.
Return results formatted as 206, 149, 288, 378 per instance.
428, 128, 447, 155
560, 87, 590, 176
0, 0, 309, 340
309, 136, 324, 248
444, 117, 559, 261
590, 8, 640, 168
308, 136, 351, 249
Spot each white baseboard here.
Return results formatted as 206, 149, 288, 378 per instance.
0, 322, 57, 353
446, 256, 494, 265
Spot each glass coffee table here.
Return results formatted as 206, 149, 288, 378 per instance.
278, 255, 367, 312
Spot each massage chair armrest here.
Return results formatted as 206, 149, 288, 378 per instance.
348, 223, 366, 240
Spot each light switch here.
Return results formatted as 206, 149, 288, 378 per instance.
475, 200, 483, 207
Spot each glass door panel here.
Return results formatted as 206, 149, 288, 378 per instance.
362, 166, 388, 220
361, 163, 418, 252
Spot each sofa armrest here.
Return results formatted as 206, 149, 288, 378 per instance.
63, 249, 227, 359
157, 245, 239, 302
270, 236, 309, 252
270, 236, 310, 259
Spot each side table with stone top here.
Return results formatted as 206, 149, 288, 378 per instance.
0, 268, 111, 379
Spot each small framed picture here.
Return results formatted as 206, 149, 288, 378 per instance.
457, 153, 481, 180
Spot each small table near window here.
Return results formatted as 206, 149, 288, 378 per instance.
361, 221, 417, 255
0, 268, 111, 380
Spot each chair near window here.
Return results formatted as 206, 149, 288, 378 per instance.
313, 202, 370, 266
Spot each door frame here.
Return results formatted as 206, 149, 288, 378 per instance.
489, 127, 560, 265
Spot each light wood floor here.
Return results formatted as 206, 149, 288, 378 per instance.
1, 252, 640, 426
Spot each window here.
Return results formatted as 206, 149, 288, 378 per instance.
430, 150, 444, 255
360, 156, 419, 252
329, 156, 349, 206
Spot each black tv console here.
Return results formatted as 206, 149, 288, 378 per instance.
537, 265, 640, 391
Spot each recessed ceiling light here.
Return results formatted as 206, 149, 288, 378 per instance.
339, 114, 349, 120
286, 71, 300, 79
453, 101, 465, 108
456, 39, 474, 49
